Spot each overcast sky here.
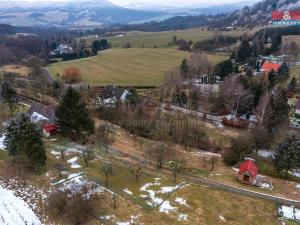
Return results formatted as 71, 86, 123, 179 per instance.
8, 0, 257, 7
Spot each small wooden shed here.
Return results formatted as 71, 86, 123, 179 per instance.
238, 159, 258, 185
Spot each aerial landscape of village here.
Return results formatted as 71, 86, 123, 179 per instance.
0, 0, 300, 224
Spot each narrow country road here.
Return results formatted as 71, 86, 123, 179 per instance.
106, 145, 300, 208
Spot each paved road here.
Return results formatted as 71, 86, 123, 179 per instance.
106, 145, 300, 208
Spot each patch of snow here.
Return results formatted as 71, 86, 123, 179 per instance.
51, 150, 60, 155
67, 156, 82, 169
260, 183, 273, 190
0, 185, 43, 225
159, 201, 177, 214
175, 197, 188, 206
290, 170, 300, 178
232, 167, 239, 172
279, 205, 300, 221
123, 188, 133, 195
193, 151, 221, 158
117, 222, 130, 225
178, 213, 188, 221
296, 184, 300, 189
219, 215, 226, 222
158, 184, 182, 194
244, 157, 255, 161
257, 150, 274, 158
0, 133, 6, 150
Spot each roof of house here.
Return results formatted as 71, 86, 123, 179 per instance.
28, 102, 56, 123
42, 124, 59, 132
100, 85, 131, 100
261, 62, 281, 73
238, 160, 258, 178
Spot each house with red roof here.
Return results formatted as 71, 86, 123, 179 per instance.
238, 159, 258, 185
260, 62, 281, 74
42, 124, 59, 137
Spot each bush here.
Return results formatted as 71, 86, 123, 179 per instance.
222, 149, 240, 166
62, 67, 82, 84
46, 184, 98, 225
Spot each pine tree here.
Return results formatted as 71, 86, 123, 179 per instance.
268, 69, 277, 89
278, 61, 289, 77
287, 77, 297, 92
237, 40, 252, 62
5, 114, 46, 172
180, 59, 189, 79
0, 81, 18, 114
55, 87, 94, 140
273, 134, 300, 177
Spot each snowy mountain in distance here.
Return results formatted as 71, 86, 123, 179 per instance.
0, 0, 165, 27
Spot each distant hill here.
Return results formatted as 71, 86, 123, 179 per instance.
115, 0, 300, 32
0, 0, 165, 27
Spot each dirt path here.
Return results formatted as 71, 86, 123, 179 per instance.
104, 145, 300, 208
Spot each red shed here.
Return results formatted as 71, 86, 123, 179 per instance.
42, 124, 59, 137
238, 159, 258, 185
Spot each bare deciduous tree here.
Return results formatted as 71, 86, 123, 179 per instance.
187, 51, 213, 77
221, 75, 254, 115
254, 91, 272, 129
130, 164, 143, 182
102, 161, 113, 187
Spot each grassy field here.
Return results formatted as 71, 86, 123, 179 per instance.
48, 48, 227, 87
79, 28, 245, 48
44, 139, 285, 225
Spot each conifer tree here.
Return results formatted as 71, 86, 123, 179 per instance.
278, 61, 289, 77
5, 114, 46, 172
0, 81, 18, 114
268, 69, 277, 89
273, 134, 300, 177
180, 59, 189, 79
237, 40, 252, 62
55, 87, 94, 140
287, 77, 297, 92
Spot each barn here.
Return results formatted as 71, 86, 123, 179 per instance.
238, 159, 258, 185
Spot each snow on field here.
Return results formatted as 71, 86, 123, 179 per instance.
279, 205, 300, 221
67, 156, 82, 168
291, 170, 300, 178
257, 150, 274, 158
0, 185, 43, 225
296, 184, 300, 189
0, 178, 46, 212
219, 215, 226, 222
178, 213, 188, 221
50, 150, 60, 155
0, 133, 6, 150
140, 180, 186, 208
159, 201, 177, 214
175, 197, 188, 206
159, 183, 183, 194
123, 188, 133, 195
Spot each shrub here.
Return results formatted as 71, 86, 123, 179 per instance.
46, 184, 98, 225
61, 67, 82, 84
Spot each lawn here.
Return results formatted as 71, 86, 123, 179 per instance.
48, 48, 228, 87
90, 28, 244, 48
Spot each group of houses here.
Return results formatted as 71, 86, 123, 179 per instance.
49, 44, 73, 57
